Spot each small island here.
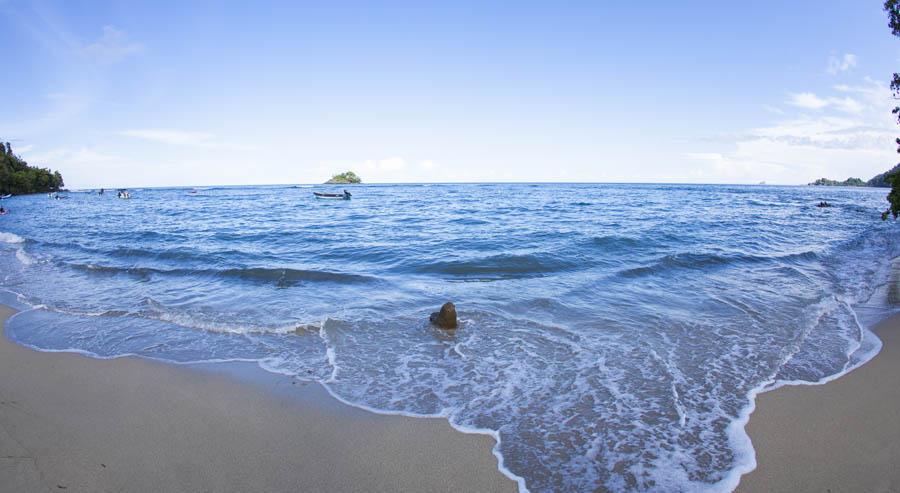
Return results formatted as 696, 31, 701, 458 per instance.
809, 177, 867, 187
0, 140, 64, 195
325, 171, 362, 184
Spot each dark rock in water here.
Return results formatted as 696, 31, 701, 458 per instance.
817, 201, 832, 208
294, 324, 318, 335
429, 302, 458, 329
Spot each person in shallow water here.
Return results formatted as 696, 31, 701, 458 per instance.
0, 206, 6, 214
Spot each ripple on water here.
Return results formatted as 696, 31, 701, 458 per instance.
1, 184, 898, 492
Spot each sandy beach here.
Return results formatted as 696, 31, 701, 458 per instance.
0, 304, 518, 492
738, 312, 900, 492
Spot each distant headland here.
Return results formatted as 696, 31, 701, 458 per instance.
325, 171, 362, 184
809, 177, 867, 187
809, 164, 900, 188
0, 140, 65, 195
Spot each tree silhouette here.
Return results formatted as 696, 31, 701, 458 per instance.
882, 1, 900, 219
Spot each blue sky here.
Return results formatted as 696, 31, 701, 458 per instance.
1, 1, 898, 188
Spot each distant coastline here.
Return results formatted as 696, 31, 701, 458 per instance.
809, 177, 867, 187
0, 140, 65, 195
810, 163, 900, 188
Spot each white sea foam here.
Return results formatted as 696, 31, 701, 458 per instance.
3, 184, 900, 492
15, 248, 34, 265
140, 298, 311, 335
726, 265, 897, 491
0, 232, 25, 244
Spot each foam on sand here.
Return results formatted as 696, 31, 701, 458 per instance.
0, 304, 518, 492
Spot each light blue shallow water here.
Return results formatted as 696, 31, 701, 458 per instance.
1, 183, 898, 491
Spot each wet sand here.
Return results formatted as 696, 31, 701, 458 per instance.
0, 304, 519, 492
738, 313, 900, 492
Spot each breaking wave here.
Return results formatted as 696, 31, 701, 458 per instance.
1, 183, 898, 492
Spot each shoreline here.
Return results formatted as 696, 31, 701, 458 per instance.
4, 300, 899, 492
0, 304, 517, 492
737, 311, 900, 491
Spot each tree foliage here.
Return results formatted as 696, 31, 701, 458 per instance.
868, 163, 900, 187
0, 140, 65, 195
325, 171, 362, 184
883, 1, 900, 219
809, 177, 866, 187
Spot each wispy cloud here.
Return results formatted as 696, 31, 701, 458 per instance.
119, 129, 215, 145
26, 146, 123, 165
0, 22, 140, 135
685, 152, 725, 162
118, 129, 254, 151
786, 92, 863, 114
82, 25, 144, 63
827, 53, 857, 75
788, 92, 829, 110
316, 157, 444, 183
688, 78, 894, 183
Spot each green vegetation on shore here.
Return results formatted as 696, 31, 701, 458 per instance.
0, 141, 64, 195
809, 177, 867, 187
818, 4, 900, 217
883, 1, 900, 219
869, 164, 900, 188
809, 162, 900, 188
325, 171, 362, 184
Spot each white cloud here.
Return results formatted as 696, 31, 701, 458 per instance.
360, 156, 408, 173
688, 79, 895, 184
786, 92, 865, 114
26, 147, 122, 166
119, 129, 215, 145
319, 157, 446, 182
829, 96, 864, 114
118, 129, 255, 151
685, 152, 725, 162
833, 78, 893, 107
788, 92, 829, 110
827, 53, 857, 75
82, 26, 144, 63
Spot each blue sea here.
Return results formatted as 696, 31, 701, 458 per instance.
1, 183, 899, 492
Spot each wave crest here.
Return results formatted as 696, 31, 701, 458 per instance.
619, 251, 820, 277
64, 262, 376, 286
410, 253, 581, 280
0, 232, 25, 244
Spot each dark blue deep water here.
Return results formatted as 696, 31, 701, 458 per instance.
1, 183, 899, 491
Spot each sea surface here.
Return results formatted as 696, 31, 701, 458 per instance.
1, 183, 899, 492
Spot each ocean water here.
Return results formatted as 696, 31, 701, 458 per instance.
1, 183, 899, 492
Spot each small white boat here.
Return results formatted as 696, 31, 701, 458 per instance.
0, 194, 10, 199
313, 190, 352, 200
